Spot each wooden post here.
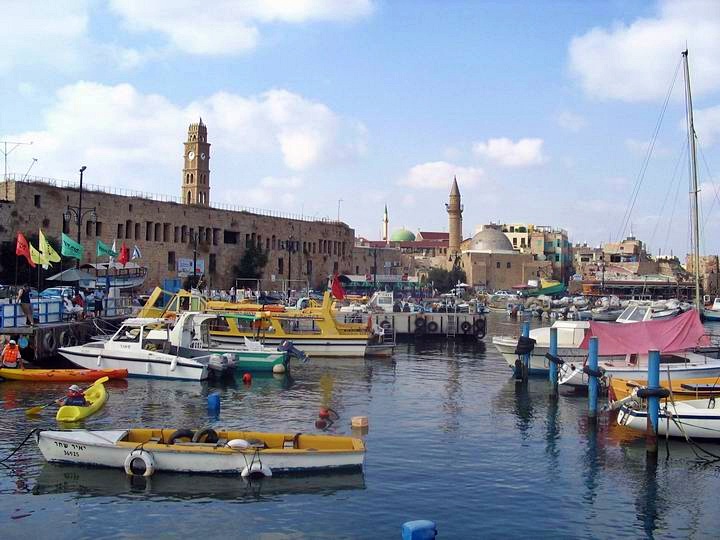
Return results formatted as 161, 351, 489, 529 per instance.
549, 326, 558, 396
588, 336, 599, 419
646, 349, 660, 454
522, 321, 530, 381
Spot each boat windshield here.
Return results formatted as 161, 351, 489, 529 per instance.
114, 326, 152, 343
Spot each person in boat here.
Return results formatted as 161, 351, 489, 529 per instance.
56, 385, 87, 407
1, 339, 23, 369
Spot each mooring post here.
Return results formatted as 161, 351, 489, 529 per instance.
549, 326, 558, 395
588, 336, 599, 419
522, 321, 530, 381
646, 349, 660, 454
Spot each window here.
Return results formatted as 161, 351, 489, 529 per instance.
174, 226, 180, 243
154, 223, 161, 241
187, 191, 192, 204
34, 194, 41, 208
181, 225, 187, 243
333, 261, 339, 273
135, 223, 141, 239
271, 235, 276, 250
266, 238, 270, 250
512, 237, 517, 246
95, 222, 103, 236
146, 222, 153, 241
126, 220, 132, 239
306, 259, 313, 275
117, 223, 124, 238
506, 262, 511, 268
209, 253, 216, 273
213, 228, 219, 246
496, 262, 501, 269
245, 234, 250, 247
356, 266, 359, 274
167, 251, 176, 271
224, 230, 239, 244
86, 220, 93, 236
278, 257, 284, 275
163, 223, 170, 242
129, 204, 133, 212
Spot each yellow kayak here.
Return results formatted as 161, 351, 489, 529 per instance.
56, 382, 108, 422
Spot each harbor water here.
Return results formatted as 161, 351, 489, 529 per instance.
2, 314, 720, 538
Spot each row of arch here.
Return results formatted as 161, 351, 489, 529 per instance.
185, 191, 208, 205
185, 173, 208, 185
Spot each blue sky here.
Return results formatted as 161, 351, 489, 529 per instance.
2, 0, 719, 256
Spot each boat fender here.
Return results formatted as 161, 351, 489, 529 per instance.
426, 321, 439, 333
474, 319, 487, 339
59, 331, 73, 348
636, 387, 671, 399
460, 321, 472, 333
514, 336, 535, 355
167, 429, 195, 445
227, 438, 250, 450
170, 356, 178, 371
124, 450, 155, 477
414, 317, 426, 329
544, 353, 565, 366
380, 320, 392, 330
241, 462, 272, 479
414, 324, 426, 336
582, 365, 605, 379
43, 332, 57, 354
192, 428, 219, 444
68, 335, 78, 347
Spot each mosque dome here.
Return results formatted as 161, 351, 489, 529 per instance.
467, 226, 515, 253
390, 228, 416, 242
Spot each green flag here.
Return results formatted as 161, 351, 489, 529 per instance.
61, 232, 84, 260
96, 239, 118, 258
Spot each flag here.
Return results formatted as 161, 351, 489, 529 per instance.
131, 245, 142, 260
110, 239, 117, 265
61, 233, 84, 260
118, 241, 130, 267
30, 242, 49, 269
15, 232, 36, 268
331, 273, 345, 300
39, 229, 61, 263
96, 239, 118, 258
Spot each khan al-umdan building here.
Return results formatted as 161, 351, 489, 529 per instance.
0, 121, 357, 290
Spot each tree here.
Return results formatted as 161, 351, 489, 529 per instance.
233, 242, 269, 280
427, 266, 467, 293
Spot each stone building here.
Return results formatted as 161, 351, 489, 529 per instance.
0, 122, 361, 290
686, 254, 720, 297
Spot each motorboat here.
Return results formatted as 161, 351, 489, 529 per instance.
703, 298, 720, 322
609, 375, 720, 402
618, 397, 720, 440
36, 428, 365, 476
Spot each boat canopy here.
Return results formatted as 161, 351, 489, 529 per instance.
121, 318, 168, 327
580, 309, 710, 355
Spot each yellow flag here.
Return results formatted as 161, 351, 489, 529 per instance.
39, 229, 61, 263
30, 243, 50, 268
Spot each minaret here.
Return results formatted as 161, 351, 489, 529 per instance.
445, 176, 463, 254
382, 204, 389, 244
182, 119, 211, 206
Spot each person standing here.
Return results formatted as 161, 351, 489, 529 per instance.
230, 286, 236, 303
16, 285, 33, 327
1, 339, 23, 369
94, 288, 105, 317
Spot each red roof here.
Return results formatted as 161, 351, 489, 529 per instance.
417, 231, 449, 240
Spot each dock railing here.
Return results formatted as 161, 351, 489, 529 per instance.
0, 297, 133, 328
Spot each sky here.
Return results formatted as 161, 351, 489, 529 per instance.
1, 0, 720, 256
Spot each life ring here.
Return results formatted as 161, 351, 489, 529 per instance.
59, 331, 73, 348
380, 320, 392, 330
241, 462, 273, 479
414, 317, 427, 329
426, 321, 439, 333
474, 319, 486, 339
167, 429, 195, 445
43, 332, 57, 354
460, 321, 472, 333
192, 428, 219, 443
124, 450, 155, 477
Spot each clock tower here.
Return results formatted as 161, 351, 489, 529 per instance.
182, 119, 210, 206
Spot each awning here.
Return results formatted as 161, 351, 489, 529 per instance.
46, 268, 96, 282
580, 309, 710, 355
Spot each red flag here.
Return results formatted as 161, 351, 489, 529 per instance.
331, 273, 345, 300
15, 232, 36, 268
118, 241, 130, 267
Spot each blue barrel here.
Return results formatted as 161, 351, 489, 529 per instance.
207, 392, 221, 415
402, 520, 437, 540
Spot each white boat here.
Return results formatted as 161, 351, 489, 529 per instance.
59, 315, 220, 381
618, 397, 720, 439
80, 262, 148, 290
36, 428, 365, 475
492, 320, 592, 374
703, 298, 720, 322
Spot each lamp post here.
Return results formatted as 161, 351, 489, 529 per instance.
287, 236, 296, 299
192, 230, 199, 288
63, 166, 96, 291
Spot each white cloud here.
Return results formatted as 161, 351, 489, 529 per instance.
556, 111, 586, 132
568, 0, 720, 101
472, 138, 546, 167
399, 161, 485, 190
694, 104, 720, 146
109, 0, 374, 55
6, 82, 366, 194
401, 194, 416, 207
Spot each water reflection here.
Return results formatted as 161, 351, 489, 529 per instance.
33, 463, 365, 502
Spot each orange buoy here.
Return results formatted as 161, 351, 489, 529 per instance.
318, 407, 330, 419
242, 373, 252, 384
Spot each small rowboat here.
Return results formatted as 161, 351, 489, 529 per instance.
610, 376, 720, 402
56, 382, 108, 422
618, 398, 720, 440
36, 428, 365, 476
0, 368, 127, 382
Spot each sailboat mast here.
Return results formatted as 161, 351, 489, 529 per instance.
682, 49, 701, 311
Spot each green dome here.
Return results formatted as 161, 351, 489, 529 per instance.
390, 228, 416, 242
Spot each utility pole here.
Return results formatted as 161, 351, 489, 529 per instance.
1, 139, 33, 200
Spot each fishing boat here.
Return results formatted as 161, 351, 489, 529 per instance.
56, 380, 108, 422
557, 310, 720, 388
80, 262, 148, 290
140, 288, 372, 357
618, 398, 720, 440
609, 375, 720, 402
0, 368, 127, 382
36, 428, 365, 476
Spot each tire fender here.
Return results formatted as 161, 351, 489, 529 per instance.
124, 450, 155, 477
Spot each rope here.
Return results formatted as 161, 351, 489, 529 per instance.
0, 428, 38, 463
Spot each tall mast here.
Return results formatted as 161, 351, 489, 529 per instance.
682, 49, 701, 310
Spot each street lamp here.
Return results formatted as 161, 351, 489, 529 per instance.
286, 236, 297, 297
63, 166, 96, 264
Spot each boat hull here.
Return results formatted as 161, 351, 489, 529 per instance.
618, 400, 720, 439
0, 368, 127, 382
559, 360, 720, 388
493, 338, 590, 375
56, 383, 108, 422
59, 346, 209, 381
212, 335, 367, 358
37, 429, 365, 474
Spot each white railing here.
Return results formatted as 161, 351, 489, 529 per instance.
3, 174, 342, 225
0, 297, 132, 328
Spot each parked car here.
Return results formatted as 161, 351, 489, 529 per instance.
40, 286, 75, 299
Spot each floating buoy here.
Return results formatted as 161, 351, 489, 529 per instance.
315, 419, 328, 429
124, 450, 155, 477
272, 363, 286, 374
401, 520, 437, 540
241, 462, 272, 478
242, 373, 252, 384
207, 393, 221, 415
351, 416, 368, 428
318, 407, 330, 419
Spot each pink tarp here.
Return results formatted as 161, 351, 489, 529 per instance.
579, 309, 710, 355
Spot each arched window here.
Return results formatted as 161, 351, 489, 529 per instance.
187, 191, 192, 204
272, 235, 276, 249
190, 173, 194, 184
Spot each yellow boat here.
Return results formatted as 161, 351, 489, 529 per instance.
139, 288, 372, 357
56, 381, 108, 422
609, 376, 720, 402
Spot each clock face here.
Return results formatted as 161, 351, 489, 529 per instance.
187, 151, 196, 161
200, 152, 206, 160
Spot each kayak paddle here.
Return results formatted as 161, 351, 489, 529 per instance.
26, 376, 110, 416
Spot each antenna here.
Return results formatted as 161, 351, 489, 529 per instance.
1, 139, 33, 200
22, 158, 38, 180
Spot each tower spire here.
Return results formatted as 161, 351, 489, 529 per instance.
446, 176, 463, 254
382, 204, 389, 244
